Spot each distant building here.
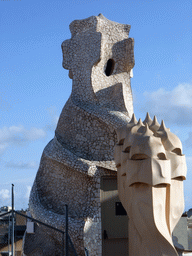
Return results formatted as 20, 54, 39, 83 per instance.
0, 207, 12, 213
173, 209, 192, 255
0, 206, 26, 256
0, 207, 12, 227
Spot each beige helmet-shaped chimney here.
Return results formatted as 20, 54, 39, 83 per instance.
114, 113, 187, 256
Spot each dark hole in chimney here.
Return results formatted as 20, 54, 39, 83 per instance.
105, 59, 115, 76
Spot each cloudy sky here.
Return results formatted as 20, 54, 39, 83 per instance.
0, 0, 191, 211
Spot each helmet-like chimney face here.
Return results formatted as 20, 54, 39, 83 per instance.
115, 113, 187, 186
114, 113, 187, 255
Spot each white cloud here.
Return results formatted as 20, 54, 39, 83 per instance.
45, 106, 59, 132
186, 157, 192, 178
136, 83, 192, 126
184, 179, 192, 211
25, 186, 31, 199
23, 127, 47, 141
184, 132, 192, 148
0, 144, 9, 155
0, 125, 46, 155
0, 185, 32, 210
0, 189, 10, 200
134, 83, 192, 148
6, 160, 38, 170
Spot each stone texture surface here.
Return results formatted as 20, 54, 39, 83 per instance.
24, 14, 134, 256
114, 113, 187, 256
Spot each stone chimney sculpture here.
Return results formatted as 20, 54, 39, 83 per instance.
114, 113, 187, 256
24, 14, 135, 256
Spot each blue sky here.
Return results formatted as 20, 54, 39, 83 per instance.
0, 0, 191, 211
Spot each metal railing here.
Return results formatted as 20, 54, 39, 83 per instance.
0, 184, 78, 256
84, 247, 89, 256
